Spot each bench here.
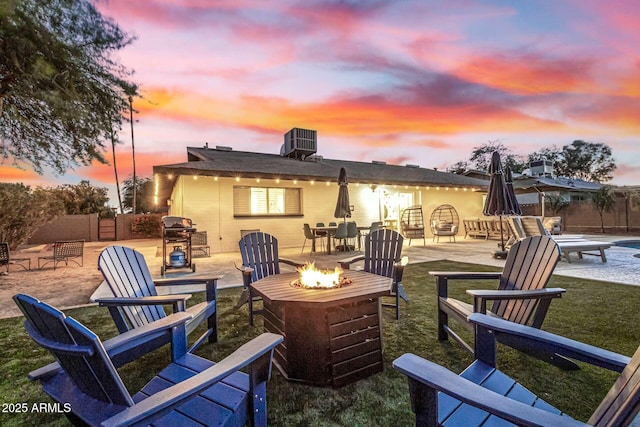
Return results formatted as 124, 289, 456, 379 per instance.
37, 240, 84, 270
0, 242, 31, 272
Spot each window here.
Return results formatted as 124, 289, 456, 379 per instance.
234, 186, 302, 216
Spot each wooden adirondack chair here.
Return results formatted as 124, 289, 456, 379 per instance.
339, 228, 408, 320
429, 235, 575, 369
14, 293, 283, 427
96, 245, 219, 353
238, 232, 303, 325
394, 313, 638, 427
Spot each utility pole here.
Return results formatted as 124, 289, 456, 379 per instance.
129, 95, 137, 215
110, 128, 124, 214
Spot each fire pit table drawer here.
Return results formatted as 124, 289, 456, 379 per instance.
327, 300, 379, 324
331, 337, 381, 364
332, 351, 383, 388
330, 326, 381, 351
333, 350, 382, 377
329, 314, 380, 338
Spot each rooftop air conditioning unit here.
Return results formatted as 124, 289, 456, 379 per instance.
282, 128, 317, 159
529, 160, 554, 177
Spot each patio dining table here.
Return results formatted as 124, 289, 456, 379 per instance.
310, 225, 372, 254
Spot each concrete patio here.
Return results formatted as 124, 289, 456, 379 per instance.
3, 233, 636, 319
93, 233, 640, 299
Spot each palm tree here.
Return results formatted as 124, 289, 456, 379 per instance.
591, 186, 616, 233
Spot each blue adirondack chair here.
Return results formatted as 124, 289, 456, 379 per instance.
14, 293, 283, 427
394, 313, 638, 427
339, 228, 408, 319
238, 232, 302, 325
96, 245, 219, 353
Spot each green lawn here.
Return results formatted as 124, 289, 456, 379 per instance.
1, 260, 639, 426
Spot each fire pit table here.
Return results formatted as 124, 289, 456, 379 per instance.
250, 270, 391, 388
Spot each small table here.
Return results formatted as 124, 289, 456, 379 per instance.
250, 270, 391, 387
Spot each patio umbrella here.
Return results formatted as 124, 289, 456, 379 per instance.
505, 166, 522, 216
483, 152, 520, 257
334, 167, 351, 250
334, 167, 351, 221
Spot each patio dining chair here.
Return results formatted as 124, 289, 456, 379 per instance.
347, 221, 359, 250
302, 223, 324, 253
333, 222, 350, 252
315, 222, 328, 237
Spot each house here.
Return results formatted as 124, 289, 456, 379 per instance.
153, 130, 489, 253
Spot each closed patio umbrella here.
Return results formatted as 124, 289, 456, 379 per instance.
483, 152, 520, 257
334, 167, 351, 251
505, 166, 522, 216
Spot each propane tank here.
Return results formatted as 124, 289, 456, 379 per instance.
169, 246, 186, 267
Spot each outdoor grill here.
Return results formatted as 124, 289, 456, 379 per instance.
161, 216, 196, 275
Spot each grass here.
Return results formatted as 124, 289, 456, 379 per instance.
1, 260, 639, 426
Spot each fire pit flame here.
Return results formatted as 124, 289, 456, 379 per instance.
291, 262, 352, 289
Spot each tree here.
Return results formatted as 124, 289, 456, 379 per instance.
527, 146, 562, 166
447, 160, 469, 174
467, 140, 527, 173
591, 186, 616, 233
556, 140, 616, 183
122, 177, 163, 214
0, 0, 139, 174
544, 194, 569, 216
529, 141, 615, 182
54, 180, 111, 216
0, 182, 64, 249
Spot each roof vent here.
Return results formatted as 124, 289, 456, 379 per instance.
282, 128, 317, 159
216, 145, 233, 151
372, 160, 387, 165
305, 154, 323, 162
405, 164, 419, 168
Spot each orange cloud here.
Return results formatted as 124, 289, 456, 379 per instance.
136, 84, 564, 143
0, 166, 40, 182
76, 150, 186, 186
452, 53, 598, 96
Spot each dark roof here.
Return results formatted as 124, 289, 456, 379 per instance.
153, 146, 489, 203
513, 176, 602, 192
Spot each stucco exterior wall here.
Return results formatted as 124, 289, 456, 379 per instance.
167, 176, 485, 253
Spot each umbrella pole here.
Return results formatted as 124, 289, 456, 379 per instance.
494, 216, 508, 259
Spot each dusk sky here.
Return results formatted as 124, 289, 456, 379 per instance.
3, 0, 640, 205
